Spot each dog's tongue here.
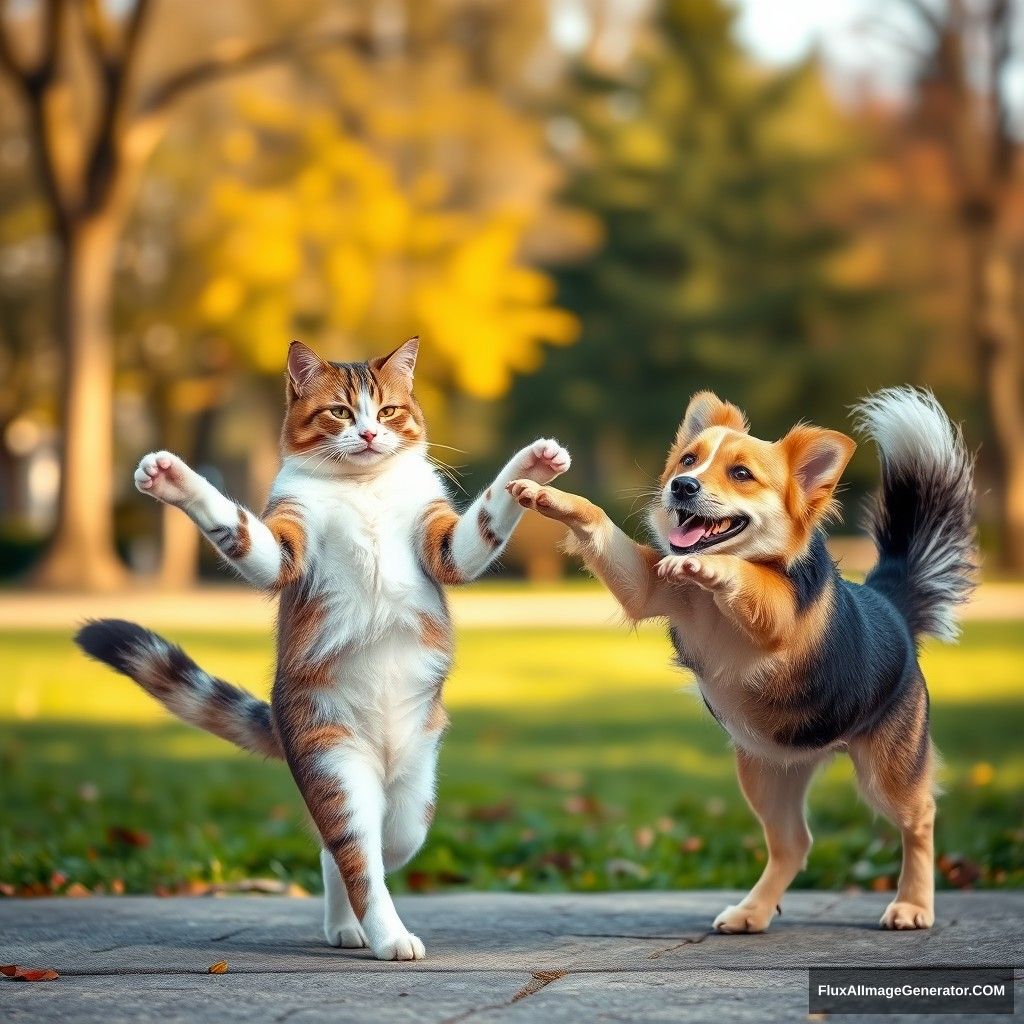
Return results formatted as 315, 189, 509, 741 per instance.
669, 522, 705, 549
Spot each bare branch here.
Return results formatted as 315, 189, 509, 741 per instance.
0, 0, 29, 83
136, 27, 366, 121
82, 0, 154, 211
900, 0, 945, 39
39, 0, 66, 78
80, 0, 118, 68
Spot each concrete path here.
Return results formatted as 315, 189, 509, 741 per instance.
2, 893, 1021, 1022
2, 581, 1024, 631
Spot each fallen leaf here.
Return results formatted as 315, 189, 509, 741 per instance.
562, 794, 602, 816
405, 871, 433, 893
107, 826, 151, 848
467, 801, 516, 823
937, 854, 981, 889
208, 961, 229, 974
4, 966, 59, 982
537, 851, 575, 873
65, 883, 91, 898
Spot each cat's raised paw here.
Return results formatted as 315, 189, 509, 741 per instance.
372, 931, 426, 961
134, 451, 199, 507
517, 438, 571, 484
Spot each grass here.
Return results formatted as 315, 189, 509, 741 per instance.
1, 621, 1022, 897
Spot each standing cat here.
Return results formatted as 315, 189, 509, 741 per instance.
76, 337, 570, 961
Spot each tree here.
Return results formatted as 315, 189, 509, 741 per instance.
508, 0, 903, 507
892, 0, 1024, 568
0, 0, 362, 589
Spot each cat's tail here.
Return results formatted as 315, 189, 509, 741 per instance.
75, 619, 283, 759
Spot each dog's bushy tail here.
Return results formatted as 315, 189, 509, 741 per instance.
853, 387, 976, 642
75, 619, 283, 758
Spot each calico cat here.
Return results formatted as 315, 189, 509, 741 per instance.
76, 337, 570, 961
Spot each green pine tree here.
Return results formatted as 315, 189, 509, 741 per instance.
510, 0, 913, 512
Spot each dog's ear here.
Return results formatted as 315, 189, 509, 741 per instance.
780, 425, 857, 522
676, 391, 748, 446
371, 336, 419, 386
287, 340, 326, 398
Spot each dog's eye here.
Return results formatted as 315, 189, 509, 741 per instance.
681, 453, 697, 467
328, 406, 352, 420
730, 465, 754, 482
378, 406, 398, 420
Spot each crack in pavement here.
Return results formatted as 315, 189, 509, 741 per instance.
646, 933, 713, 960
437, 969, 568, 1024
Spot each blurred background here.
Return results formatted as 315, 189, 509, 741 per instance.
0, 0, 1022, 900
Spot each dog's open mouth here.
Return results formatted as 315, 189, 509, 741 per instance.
668, 512, 748, 553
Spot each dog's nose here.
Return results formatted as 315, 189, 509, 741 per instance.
671, 475, 701, 498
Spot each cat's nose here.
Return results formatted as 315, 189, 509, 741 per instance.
359, 429, 377, 443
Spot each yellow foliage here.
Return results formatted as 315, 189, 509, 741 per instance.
190, 69, 576, 401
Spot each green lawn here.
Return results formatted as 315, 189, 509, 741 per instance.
1, 622, 1022, 897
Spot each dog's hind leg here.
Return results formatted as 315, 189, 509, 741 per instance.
849, 684, 936, 930
713, 749, 819, 934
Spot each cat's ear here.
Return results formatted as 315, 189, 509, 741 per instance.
676, 391, 748, 446
287, 340, 325, 396
372, 336, 419, 385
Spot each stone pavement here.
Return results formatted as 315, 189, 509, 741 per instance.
1, 893, 1020, 1022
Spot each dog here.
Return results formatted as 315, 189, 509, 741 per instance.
508, 387, 975, 932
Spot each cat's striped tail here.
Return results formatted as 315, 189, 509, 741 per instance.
75, 619, 283, 759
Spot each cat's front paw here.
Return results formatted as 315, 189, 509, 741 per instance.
516, 438, 571, 484
134, 451, 201, 508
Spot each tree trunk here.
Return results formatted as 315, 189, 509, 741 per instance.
977, 243, 1024, 570
31, 216, 129, 590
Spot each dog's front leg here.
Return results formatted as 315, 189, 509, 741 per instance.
507, 480, 669, 622
656, 553, 796, 651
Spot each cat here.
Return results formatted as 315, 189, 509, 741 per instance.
76, 337, 570, 961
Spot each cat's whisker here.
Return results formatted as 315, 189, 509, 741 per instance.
427, 442, 469, 456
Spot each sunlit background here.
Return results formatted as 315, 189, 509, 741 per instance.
1, 0, 1022, 900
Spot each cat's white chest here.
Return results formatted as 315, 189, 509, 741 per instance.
280, 455, 446, 642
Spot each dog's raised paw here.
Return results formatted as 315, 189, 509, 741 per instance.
880, 901, 934, 930
713, 903, 775, 934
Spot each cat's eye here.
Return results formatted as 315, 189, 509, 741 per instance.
328, 406, 352, 420
378, 406, 399, 420
730, 465, 754, 482
681, 453, 697, 467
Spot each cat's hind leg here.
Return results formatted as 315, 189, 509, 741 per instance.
383, 726, 443, 873
285, 729, 425, 961
320, 848, 367, 948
